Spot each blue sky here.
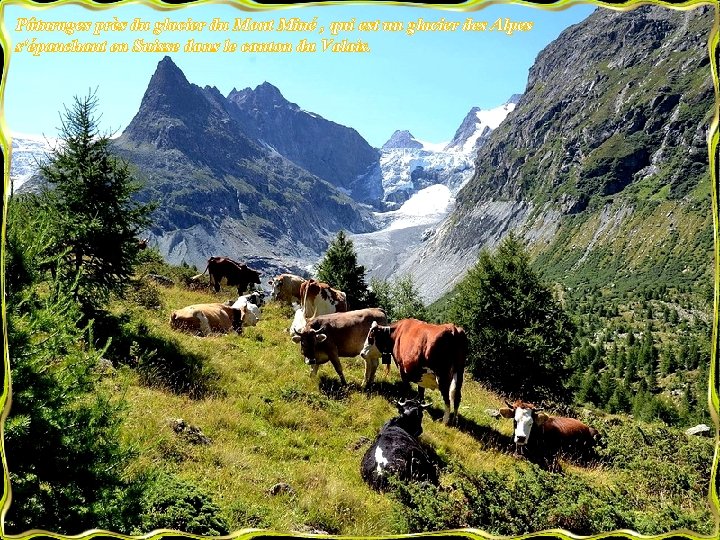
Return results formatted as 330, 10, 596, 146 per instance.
3, 2, 596, 147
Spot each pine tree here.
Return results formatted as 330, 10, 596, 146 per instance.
40, 91, 152, 314
316, 230, 371, 309
4, 196, 139, 533
447, 234, 575, 401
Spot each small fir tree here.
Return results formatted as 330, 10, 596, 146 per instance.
316, 230, 372, 309
40, 91, 152, 314
447, 233, 575, 401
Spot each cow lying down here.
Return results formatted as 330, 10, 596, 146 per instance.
170, 303, 243, 336
361, 399, 438, 491
500, 400, 599, 468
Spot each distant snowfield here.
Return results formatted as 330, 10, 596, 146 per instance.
380, 184, 453, 231
9, 133, 55, 191
352, 184, 455, 281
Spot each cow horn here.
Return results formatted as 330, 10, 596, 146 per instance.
397, 398, 408, 407
420, 402, 431, 409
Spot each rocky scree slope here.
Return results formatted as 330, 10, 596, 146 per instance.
404, 5, 716, 301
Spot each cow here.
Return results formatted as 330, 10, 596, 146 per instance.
360, 399, 438, 491
269, 273, 305, 304
361, 319, 467, 425
299, 279, 348, 318
291, 308, 387, 387
499, 400, 599, 468
193, 257, 261, 295
170, 302, 243, 336
232, 291, 265, 308
289, 304, 308, 335
224, 295, 262, 327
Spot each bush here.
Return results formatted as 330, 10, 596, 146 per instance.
370, 275, 427, 321
134, 474, 230, 536
392, 453, 712, 536
447, 234, 575, 401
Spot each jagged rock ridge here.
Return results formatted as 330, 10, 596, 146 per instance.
112, 56, 373, 271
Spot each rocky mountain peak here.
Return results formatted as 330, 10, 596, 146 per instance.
227, 82, 298, 112
382, 130, 424, 150
444, 97, 519, 154
140, 56, 192, 109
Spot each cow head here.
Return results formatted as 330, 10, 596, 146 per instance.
247, 267, 261, 285
361, 321, 392, 361
499, 401, 547, 446
392, 399, 431, 438
291, 328, 328, 365
269, 277, 281, 300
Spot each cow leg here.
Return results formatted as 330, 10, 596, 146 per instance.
438, 378, 453, 425
363, 356, 380, 389
417, 386, 425, 401
195, 312, 212, 336
449, 370, 463, 425
329, 355, 348, 386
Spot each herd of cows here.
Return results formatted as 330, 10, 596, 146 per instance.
166, 257, 601, 488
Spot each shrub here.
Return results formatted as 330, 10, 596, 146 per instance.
370, 275, 427, 321
447, 234, 575, 401
133, 474, 230, 536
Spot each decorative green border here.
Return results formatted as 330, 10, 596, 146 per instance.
0, 0, 718, 539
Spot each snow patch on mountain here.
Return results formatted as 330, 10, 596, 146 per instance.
378, 96, 519, 208
9, 133, 56, 191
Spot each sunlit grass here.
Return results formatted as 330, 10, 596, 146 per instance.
109, 280, 714, 535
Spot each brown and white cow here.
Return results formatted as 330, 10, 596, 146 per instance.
499, 400, 599, 467
361, 319, 467, 425
299, 279, 348, 318
193, 257, 261, 295
170, 302, 243, 336
292, 308, 387, 387
269, 274, 305, 304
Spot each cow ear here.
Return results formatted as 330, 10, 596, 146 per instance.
316, 333, 327, 343
535, 412, 549, 425
291, 334, 301, 343
499, 407, 514, 418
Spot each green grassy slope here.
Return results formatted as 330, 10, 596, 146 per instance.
104, 274, 716, 536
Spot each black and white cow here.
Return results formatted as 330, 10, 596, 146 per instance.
360, 399, 438, 491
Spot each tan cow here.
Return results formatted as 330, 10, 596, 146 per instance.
299, 279, 348, 318
292, 308, 387, 387
170, 302, 243, 336
269, 273, 305, 304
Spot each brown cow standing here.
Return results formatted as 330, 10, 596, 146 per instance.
292, 308, 387, 387
499, 400, 599, 468
361, 319, 467, 425
299, 279, 348, 318
193, 257, 261, 295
